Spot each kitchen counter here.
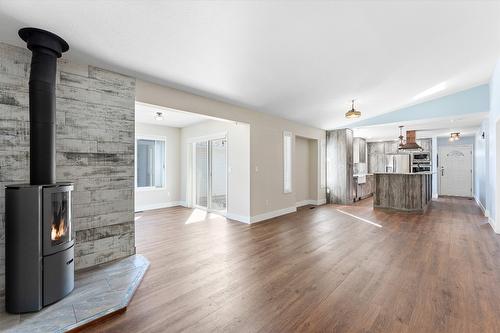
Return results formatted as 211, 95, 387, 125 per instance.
373, 172, 432, 212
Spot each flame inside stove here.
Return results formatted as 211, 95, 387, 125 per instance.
51, 217, 66, 241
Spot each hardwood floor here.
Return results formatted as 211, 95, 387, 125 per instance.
83, 197, 500, 332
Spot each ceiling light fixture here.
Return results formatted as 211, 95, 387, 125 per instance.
449, 132, 460, 141
154, 111, 164, 121
345, 99, 361, 119
398, 125, 405, 148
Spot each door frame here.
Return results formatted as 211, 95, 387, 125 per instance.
189, 132, 228, 214
438, 144, 473, 197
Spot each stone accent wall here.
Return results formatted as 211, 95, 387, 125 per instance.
0, 42, 136, 301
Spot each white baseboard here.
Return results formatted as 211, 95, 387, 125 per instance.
489, 217, 499, 234
475, 196, 487, 216
225, 212, 251, 224
250, 206, 297, 224
296, 200, 316, 207
296, 199, 327, 208
135, 201, 184, 212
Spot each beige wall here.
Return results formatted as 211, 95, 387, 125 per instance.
135, 122, 181, 211
294, 136, 313, 204
309, 138, 320, 202
136, 80, 326, 219
180, 119, 251, 220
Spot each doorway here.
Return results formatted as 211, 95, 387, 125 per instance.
193, 136, 227, 212
438, 145, 473, 197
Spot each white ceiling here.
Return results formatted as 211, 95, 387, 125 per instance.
353, 112, 488, 142
1, 1, 499, 129
135, 102, 208, 128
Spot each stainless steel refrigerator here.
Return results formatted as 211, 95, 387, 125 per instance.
386, 154, 410, 173
393, 154, 410, 173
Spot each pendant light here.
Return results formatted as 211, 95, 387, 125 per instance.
449, 132, 460, 141
345, 99, 361, 119
398, 125, 405, 148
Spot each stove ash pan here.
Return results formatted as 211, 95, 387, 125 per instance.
5, 183, 75, 313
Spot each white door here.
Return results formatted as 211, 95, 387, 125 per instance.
438, 145, 472, 197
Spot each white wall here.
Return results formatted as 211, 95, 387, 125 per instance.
136, 80, 326, 221
488, 60, 500, 232
472, 59, 500, 233
475, 121, 488, 212
180, 119, 251, 221
135, 122, 181, 211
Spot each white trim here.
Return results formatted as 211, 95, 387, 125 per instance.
250, 206, 297, 224
283, 131, 293, 194
320, 139, 326, 189
135, 134, 167, 190
187, 132, 227, 143
316, 198, 327, 205
296, 200, 315, 207
475, 196, 486, 215
135, 201, 184, 212
225, 213, 251, 224
489, 217, 499, 234
295, 199, 326, 207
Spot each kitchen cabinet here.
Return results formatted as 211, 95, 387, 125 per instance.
353, 137, 367, 164
368, 152, 388, 173
368, 142, 384, 154
353, 174, 374, 201
326, 129, 354, 204
417, 138, 432, 152
359, 139, 366, 163
384, 141, 399, 154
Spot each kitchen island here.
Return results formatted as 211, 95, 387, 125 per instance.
373, 172, 433, 212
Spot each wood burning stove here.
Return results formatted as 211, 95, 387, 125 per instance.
5, 28, 74, 313
6, 184, 75, 312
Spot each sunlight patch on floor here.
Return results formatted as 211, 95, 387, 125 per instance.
336, 209, 382, 228
185, 208, 219, 224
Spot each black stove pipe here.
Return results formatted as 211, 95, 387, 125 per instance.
18, 28, 69, 185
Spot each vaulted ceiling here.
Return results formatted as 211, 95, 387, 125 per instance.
1, 1, 499, 129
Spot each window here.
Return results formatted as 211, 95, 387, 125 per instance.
320, 139, 326, 188
136, 137, 165, 189
283, 131, 292, 193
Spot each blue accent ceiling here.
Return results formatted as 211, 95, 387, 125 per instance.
347, 84, 489, 128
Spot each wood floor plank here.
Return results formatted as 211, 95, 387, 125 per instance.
82, 197, 500, 333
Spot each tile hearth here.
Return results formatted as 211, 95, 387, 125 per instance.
0, 254, 149, 333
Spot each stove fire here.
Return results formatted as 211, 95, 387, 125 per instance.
51, 216, 66, 241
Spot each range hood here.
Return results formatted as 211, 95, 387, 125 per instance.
398, 129, 422, 150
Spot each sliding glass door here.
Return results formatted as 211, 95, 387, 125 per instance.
193, 137, 227, 212
195, 141, 209, 207
210, 139, 227, 211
